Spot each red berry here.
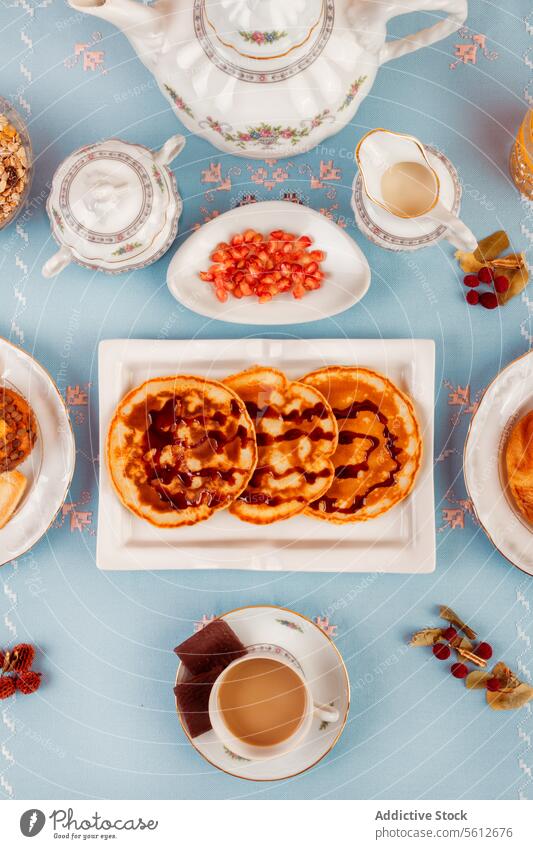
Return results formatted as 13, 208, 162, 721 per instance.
477, 266, 493, 283
442, 627, 458, 642
451, 662, 469, 679
433, 643, 451, 660
480, 291, 499, 310
466, 290, 479, 306
494, 275, 510, 294
15, 671, 41, 695
464, 274, 479, 288
476, 642, 493, 660
486, 677, 501, 692
0, 677, 16, 700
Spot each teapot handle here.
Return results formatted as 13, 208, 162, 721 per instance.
379, 0, 467, 66
153, 134, 186, 168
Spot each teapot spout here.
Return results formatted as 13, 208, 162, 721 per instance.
67, 0, 161, 44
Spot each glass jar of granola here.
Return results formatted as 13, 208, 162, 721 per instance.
0, 97, 32, 230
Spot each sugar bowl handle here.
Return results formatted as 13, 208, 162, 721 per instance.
42, 246, 74, 278
153, 134, 186, 167
313, 702, 339, 724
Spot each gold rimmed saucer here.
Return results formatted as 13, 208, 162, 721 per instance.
175, 604, 350, 781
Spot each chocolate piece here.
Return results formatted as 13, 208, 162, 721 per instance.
174, 619, 246, 676
174, 665, 224, 738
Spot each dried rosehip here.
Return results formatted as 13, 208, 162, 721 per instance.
9, 643, 35, 673
476, 642, 493, 660
477, 266, 493, 283
433, 643, 451, 660
494, 275, 510, 294
451, 663, 469, 679
480, 291, 499, 310
0, 677, 16, 700
463, 274, 480, 288
442, 627, 458, 642
486, 677, 501, 692
15, 671, 41, 695
466, 290, 479, 306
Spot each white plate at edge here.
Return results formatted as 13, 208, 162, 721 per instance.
97, 337, 435, 573
0, 337, 76, 565
464, 350, 533, 576
166, 201, 371, 325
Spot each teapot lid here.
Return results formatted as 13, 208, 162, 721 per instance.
47, 138, 180, 269
202, 0, 325, 62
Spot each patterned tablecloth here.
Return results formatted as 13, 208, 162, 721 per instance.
1, 0, 532, 800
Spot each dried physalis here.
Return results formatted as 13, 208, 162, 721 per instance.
456, 230, 529, 307
410, 607, 533, 712
0, 642, 41, 700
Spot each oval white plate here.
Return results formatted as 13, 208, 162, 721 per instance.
175, 605, 350, 781
464, 350, 533, 576
0, 337, 76, 566
167, 201, 371, 325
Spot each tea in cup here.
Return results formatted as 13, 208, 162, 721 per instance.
209, 649, 339, 760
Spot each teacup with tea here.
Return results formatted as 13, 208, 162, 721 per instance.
208, 648, 339, 760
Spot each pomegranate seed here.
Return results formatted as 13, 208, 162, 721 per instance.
464, 274, 480, 288
442, 627, 458, 642
476, 642, 493, 660
480, 291, 499, 310
433, 643, 451, 660
486, 677, 501, 692
494, 275, 510, 294
477, 266, 493, 283
466, 290, 479, 306
451, 662, 469, 679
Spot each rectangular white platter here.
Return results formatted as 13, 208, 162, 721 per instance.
97, 338, 435, 573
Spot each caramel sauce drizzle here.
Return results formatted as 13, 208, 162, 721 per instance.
312, 399, 403, 515
129, 396, 250, 512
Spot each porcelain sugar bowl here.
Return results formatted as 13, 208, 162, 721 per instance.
42, 134, 185, 277
68, 0, 468, 160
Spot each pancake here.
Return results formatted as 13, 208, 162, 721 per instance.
106, 375, 257, 527
0, 386, 37, 474
505, 410, 533, 524
300, 366, 422, 522
224, 367, 338, 523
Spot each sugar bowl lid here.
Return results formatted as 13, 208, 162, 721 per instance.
203, 0, 324, 61
43, 135, 185, 277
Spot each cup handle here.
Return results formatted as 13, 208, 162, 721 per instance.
313, 702, 339, 724
426, 200, 477, 252
42, 246, 73, 278
379, 0, 467, 66
153, 134, 186, 167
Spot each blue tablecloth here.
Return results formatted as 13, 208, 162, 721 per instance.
1, 0, 532, 800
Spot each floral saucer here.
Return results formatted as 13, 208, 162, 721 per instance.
175, 605, 350, 781
352, 146, 462, 252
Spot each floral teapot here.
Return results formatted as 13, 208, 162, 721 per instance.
69, 0, 467, 159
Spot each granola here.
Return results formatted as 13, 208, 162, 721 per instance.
0, 113, 29, 227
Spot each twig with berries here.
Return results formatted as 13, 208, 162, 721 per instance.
0, 644, 42, 700
457, 229, 528, 308
410, 606, 533, 711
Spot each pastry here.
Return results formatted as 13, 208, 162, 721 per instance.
300, 366, 422, 522
0, 385, 37, 473
505, 410, 533, 524
224, 366, 338, 523
0, 469, 27, 528
106, 375, 257, 527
